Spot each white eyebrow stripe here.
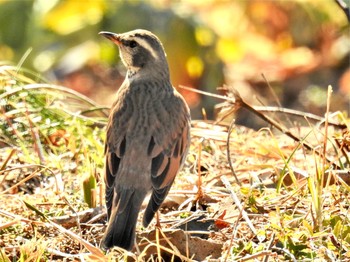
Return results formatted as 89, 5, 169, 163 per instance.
135, 38, 159, 60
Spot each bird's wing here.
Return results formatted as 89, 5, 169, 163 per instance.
143, 91, 190, 227
148, 92, 190, 190
104, 96, 131, 219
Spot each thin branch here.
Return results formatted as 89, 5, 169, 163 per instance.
221, 175, 258, 237
180, 85, 342, 169
271, 247, 297, 262
179, 85, 346, 128
233, 89, 341, 170
322, 86, 332, 188
261, 73, 282, 108
226, 119, 241, 186
253, 106, 346, 129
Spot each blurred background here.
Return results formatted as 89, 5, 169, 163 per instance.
0, 0, 349, 126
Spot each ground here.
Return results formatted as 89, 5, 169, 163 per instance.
0, 65, 350, 261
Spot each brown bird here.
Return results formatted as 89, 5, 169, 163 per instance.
99, 29, 190, 250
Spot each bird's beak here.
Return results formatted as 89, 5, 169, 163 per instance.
99, 31, 121, 45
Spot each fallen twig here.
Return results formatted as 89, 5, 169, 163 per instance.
226, 119, 241, 186
220, 175, 258, 237
180, 85, 346, 128
179, 85, 342, 169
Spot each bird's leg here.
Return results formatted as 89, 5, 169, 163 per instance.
155, 211, 161, 228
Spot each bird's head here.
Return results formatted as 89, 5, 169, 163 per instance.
99, 29, 169, 80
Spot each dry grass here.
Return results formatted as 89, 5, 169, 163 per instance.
0, 64, 350, 261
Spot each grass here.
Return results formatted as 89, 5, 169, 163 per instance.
0, 63, 350, 261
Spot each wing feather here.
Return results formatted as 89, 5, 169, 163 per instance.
143, 92, 190, 226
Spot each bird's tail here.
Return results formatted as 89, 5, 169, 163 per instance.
101, 189, 144, 250
143, 186, 171, 227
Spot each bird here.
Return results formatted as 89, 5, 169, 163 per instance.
99, 29, 191, 250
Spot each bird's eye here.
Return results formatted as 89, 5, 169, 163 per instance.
127, 40, 138, 48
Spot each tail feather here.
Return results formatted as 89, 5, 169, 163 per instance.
101, 189, 144, 250
143, 186, 170, 227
